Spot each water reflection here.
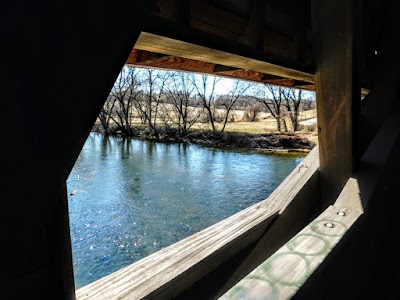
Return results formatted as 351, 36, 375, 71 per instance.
67, 133, 304, 288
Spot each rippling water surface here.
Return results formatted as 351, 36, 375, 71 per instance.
67, 132, 304, 288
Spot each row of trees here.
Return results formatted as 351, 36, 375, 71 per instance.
98, 66, 316, 137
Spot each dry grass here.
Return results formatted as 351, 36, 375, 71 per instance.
192, 109, 317, 135
192, 119, 278, 134
96, 107, 317, 139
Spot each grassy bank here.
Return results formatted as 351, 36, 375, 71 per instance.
93, 108, 318, 152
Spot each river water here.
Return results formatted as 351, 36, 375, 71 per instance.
67, 132, 304, 288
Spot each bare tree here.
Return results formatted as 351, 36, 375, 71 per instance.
191, 74, 220, 132
98, 95, 117, 134
282, 88, 303, 132
108, 67, 141, 136
301, 93, 316, 111
218, 80, 251, 132
242, 101, 263, 122
164, 72, 199, 136
253, 84, 285, 132
138, 69, 169, 136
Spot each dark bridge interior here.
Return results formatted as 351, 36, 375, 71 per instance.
3, 0, 400, 299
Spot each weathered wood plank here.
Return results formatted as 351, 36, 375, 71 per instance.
264, 146, 319, 213
190, 0, 247, 39
311, 0, 359, 208
128, 55, 216, 74
263, 78, 296, 87
247, 0, 265, 50
76, 147, 320, 300
215, 147, 320, 297
214, 69, 265, 82
126, 49, 310, 87
76, 201, 279, 299
220, 195, 363, 300
153, 0, 190, 25
213, 65, 242, 73
221, 114, 400, 300
356, 113, 400, 208
134, 32, 315, 83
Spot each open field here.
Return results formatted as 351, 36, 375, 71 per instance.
177, 108, 317, 135
95, 108, 318, 144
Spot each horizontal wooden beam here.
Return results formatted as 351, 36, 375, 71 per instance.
128, 55, 216, 74
294, 84, 315, 91
126, 49, 311, 87
263, 78, 296, 86
134, 32, 315, 83
126, 49, 172, 65
190, 0, 246, 41
125, 47, 366, 94
213, 65, 242, 73
214, 69, 265, 81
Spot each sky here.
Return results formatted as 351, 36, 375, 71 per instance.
121, 66, 315, 98
213, 77, 235, 94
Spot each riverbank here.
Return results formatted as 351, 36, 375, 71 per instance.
91, 124, 317, 153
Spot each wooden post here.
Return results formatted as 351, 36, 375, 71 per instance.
311, 0, 360, 209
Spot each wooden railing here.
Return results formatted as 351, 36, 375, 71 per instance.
220, 179, 363, 299
76, 147, 319, 300
219, 114, 400, 299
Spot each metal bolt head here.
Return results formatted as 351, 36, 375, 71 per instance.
337, 211, 346, 216
324, 222, 335, 228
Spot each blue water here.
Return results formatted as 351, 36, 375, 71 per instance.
67, 133, 304, 288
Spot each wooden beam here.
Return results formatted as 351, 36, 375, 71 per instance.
214, 69, 265, 82
125, 49, 173, 65
126, 50, 300, 86
311, 0, 360, 208
262, 114, 400, 299
153, 0, 190, 25
216, 147, 320, 298
293, 84, 315, 91
260, 74, 282, 81
263, 78, 296, 86
292, 3, 308, 64
173, 0, 191, 25
247, 0, 265, 50
127, 53, 217, 74
190, 0, 246, 41
213, 65, 242, 73
134, 32, 315, 83
125, 49, 141, 64
220, 202, 362, 300
76, 200, 279, 300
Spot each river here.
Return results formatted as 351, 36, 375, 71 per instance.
67, 132, 304, 288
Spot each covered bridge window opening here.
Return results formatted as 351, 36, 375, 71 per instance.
67, 53, 317, 291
